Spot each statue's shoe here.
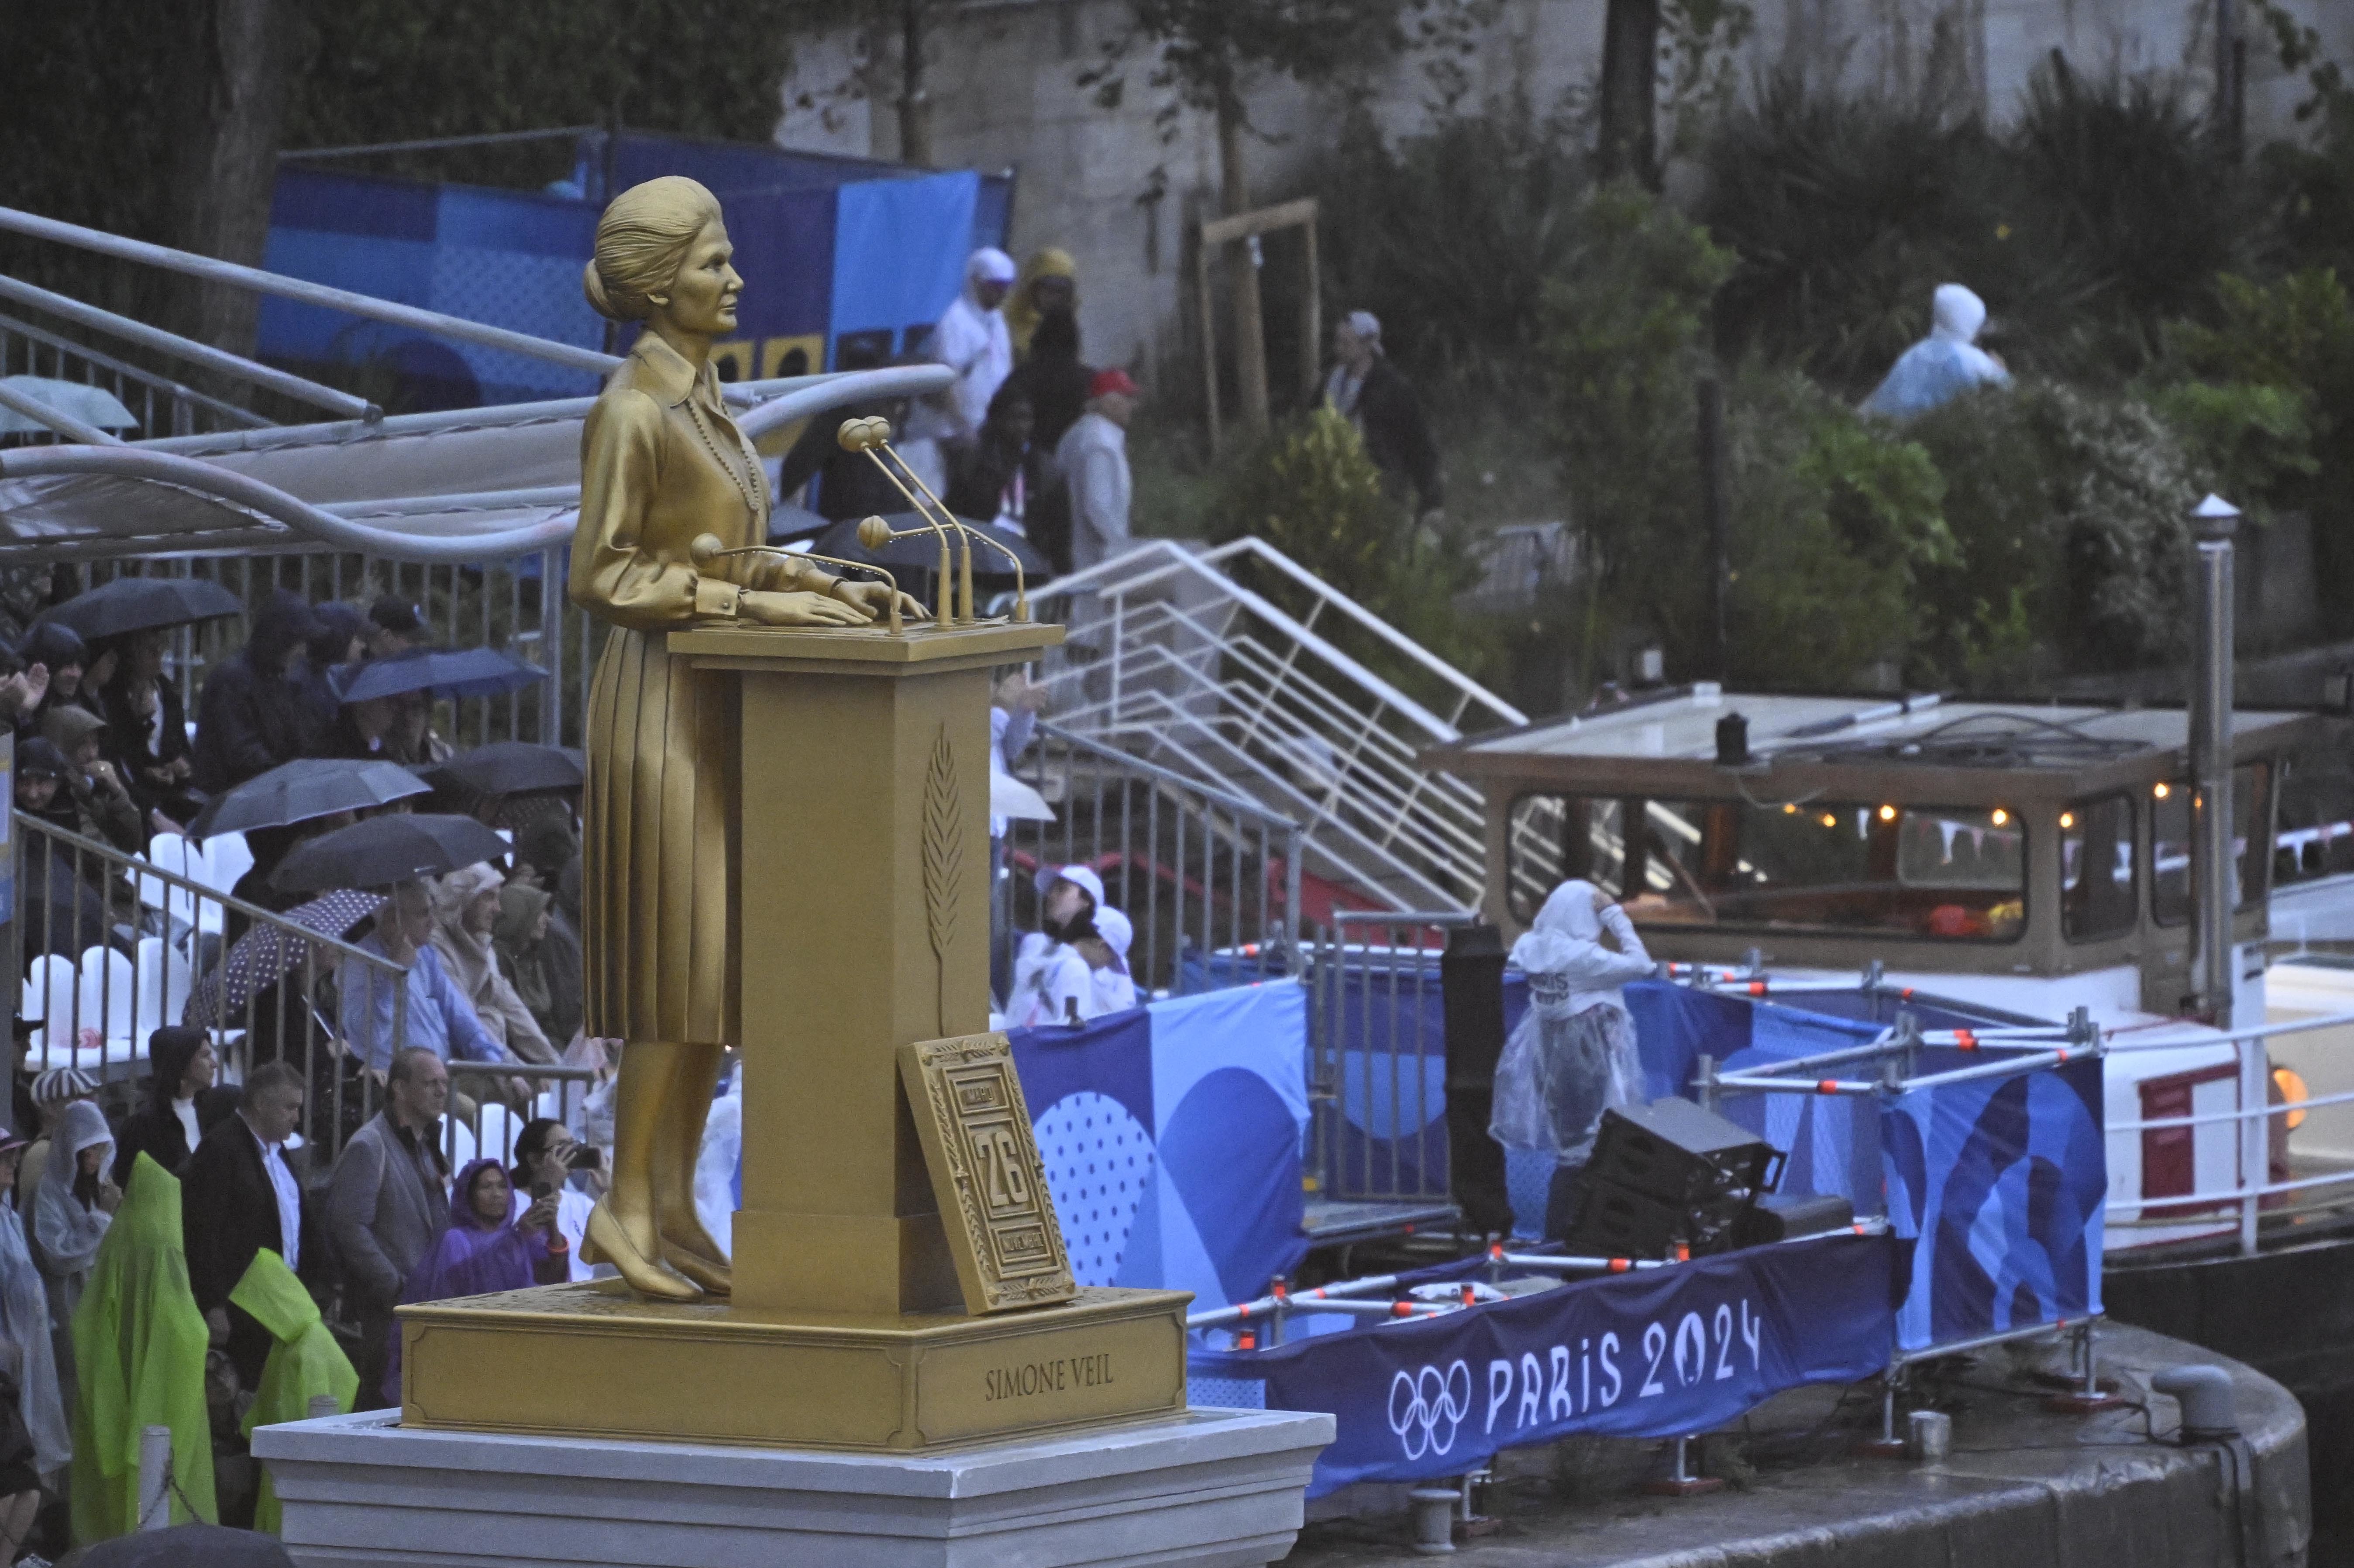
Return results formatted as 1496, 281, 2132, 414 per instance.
582, 1200, 702, 1301
661, 1240, 732, 1296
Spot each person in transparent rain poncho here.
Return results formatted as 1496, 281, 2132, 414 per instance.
1490, 880, 1653, 1217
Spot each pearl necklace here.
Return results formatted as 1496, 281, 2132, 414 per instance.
686, 396, 761, 524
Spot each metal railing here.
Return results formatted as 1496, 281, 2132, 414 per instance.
442, 1060, 604, 1174
1002, 722, 1303, 996
45, 549, 588, 753
1030, 539, 1522, 915
13, 811, 412, 1158
0, 309, 272, 445
2102, 1004, 2354, 1255
1305, 910, 1477, 1205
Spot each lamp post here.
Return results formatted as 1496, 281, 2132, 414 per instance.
2189, 493, 2240, 1025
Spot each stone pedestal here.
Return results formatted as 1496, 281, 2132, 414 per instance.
254, 1405, 1334, 1568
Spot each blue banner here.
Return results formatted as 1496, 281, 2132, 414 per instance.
1194, 1233, 1893, 1494
1882, 1056, 2106, 1351
1010, 981, 1310, 1309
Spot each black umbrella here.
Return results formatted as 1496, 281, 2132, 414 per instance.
185, 756, 431, 841
330, 646, 547, 703
186, 889, 386, 1027
82, 1523, 296, 1567
814, 512, 1052, 580
271, 812, 511, 892
429, 741, 584, 797
34, 576, 244, 641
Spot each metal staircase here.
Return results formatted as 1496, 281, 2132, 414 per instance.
1029, 538, 1527, 916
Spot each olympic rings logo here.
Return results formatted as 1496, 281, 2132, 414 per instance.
1387, 1360, 1472, 1460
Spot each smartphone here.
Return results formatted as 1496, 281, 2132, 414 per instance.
566, 1145, 602, 1173
531, 1178, 556, 1203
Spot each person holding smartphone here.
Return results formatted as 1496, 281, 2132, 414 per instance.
510, 1120, 597, 1282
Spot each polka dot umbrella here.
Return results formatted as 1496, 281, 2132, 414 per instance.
184, 889, 385, 1029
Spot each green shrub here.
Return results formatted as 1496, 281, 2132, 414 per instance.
1209, 406, 1497, 692
1723, 373, 1954, 689
2163, 267, 2354, 628
1313, 105, 1591, 393
1539, 184, 1737, 675
1702, 59, 2256, 392
1903, 382, 2199, 688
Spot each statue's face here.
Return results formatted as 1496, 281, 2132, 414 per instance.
657, 217, 742, 336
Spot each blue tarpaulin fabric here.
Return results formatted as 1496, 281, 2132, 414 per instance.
1010, 981, 1310, 1310
829, 171, 982, 361
1192, 1232, 1893, 1495
1881, 1056, 2106, 1351
258, 138, 1008, 406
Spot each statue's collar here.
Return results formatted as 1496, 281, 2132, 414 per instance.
625, 331, 721, 412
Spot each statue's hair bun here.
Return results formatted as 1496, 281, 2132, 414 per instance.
585, 176, 723, 324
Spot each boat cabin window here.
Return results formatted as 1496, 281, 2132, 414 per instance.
2060, 794, 2136, 942
1506, 793, 2025, 941
2151, 763, 2271, 925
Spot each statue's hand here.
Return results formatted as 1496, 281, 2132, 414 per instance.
740, 589, 872, 627
831, 580, 930, 621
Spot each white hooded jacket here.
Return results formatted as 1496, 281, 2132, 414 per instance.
1508, 880, 1654, 1017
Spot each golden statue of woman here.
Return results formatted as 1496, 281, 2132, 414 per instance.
570, 177, 919, 1299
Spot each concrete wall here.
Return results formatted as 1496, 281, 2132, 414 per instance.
773, 0, 2352, 381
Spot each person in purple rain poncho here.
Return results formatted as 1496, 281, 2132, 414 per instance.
379, 1157, 568, 1406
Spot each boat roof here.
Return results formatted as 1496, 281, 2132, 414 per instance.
1425, 685, 2321, 803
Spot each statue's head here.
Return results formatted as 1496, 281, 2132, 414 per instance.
584, 176, 738, 336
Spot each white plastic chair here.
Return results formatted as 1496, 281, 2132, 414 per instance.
444, 1115, 479, 1176
134, 936, 198, 1041
203, 831, 254, 898
75, 946, 138, 1067
476, 1101, 520, 1169
21, 955, 77, 1069
136, 833, 223, 936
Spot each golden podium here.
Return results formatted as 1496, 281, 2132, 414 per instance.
395, 619, 1191, 1451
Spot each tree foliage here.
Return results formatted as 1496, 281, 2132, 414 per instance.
0, 0, 801, 326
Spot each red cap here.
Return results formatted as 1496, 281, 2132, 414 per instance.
1089, 368, 1139, 399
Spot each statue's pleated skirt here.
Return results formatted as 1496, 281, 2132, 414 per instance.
580, 626, 737, 1045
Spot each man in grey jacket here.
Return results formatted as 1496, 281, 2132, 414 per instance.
1053, 368, 1137, 576
327, 1047, 451, 1407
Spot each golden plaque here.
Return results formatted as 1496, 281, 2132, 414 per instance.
900, 1033, 1078, 1314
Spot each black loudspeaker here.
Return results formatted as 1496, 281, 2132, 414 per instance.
1734, 1192, 1855, 1247
1585, 1099, 1777, 1206
1441, 925, 1514, 1238
1549, 1172, 1750, 1259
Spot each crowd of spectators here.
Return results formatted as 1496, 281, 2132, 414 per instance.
780, 244, 1134, 581
0, 474, 1099, 1551
0, 578, 604, 1554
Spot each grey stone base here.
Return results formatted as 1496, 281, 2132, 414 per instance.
253, 1406, 1334, 1568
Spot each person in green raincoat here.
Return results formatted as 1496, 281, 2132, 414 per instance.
69, 1152, 215, 1543
231, 1245, 355, 1534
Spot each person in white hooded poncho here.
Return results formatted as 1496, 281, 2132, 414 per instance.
1491, 880, 1653, 1186
902, 247, 1019, 493
1860, 283, 2011, 420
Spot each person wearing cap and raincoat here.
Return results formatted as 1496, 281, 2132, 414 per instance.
70, 1154, 216, 1541
1492, 881, 1653, 1231
1860, 283, 2012, 420
231, 1246, 355, 1535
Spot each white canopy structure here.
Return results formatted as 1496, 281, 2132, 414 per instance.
0, 204, 948, 564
